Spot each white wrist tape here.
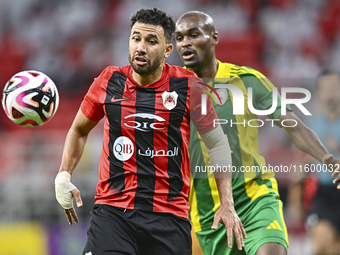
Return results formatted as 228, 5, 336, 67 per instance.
55, 171, 77, 209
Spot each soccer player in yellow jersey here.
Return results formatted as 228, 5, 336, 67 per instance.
175, 11, 340, 255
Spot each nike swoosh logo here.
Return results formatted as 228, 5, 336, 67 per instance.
111, 96, 131, 103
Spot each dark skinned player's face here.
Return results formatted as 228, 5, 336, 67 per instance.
175, 16, 215, 69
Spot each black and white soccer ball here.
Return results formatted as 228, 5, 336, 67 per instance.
2, 70, 59, 127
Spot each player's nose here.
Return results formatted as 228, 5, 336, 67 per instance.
136, 40, 147, 54
181, 36, 192, 47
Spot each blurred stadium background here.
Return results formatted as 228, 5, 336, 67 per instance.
0, 0, 339, 254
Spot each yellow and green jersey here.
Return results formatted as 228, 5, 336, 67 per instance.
189, 60, 290, 232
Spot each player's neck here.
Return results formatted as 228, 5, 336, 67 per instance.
132, 64, 164, 86
194, 56, 218, 80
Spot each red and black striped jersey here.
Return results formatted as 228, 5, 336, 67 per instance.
80, 63, 217, 219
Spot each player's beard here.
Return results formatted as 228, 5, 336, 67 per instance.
182, 50, 213, 70
129, 53, 163, 75
181, 54, 203, 70
183, 59, 200, 69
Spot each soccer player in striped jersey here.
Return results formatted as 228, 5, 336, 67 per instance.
175, 11, 340, 255
54, 8, 246, 255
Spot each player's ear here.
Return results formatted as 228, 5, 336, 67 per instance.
165, 43, 173, 58
211, 31, 218, 46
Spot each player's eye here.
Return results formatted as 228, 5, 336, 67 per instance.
149, 40, 156, 45
191, 33, 199, 38
132, 37, 140, 42
175, 36, 183, 41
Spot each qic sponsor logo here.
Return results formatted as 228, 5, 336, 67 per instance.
124, 113, 166, 132
113, 136, 134, 161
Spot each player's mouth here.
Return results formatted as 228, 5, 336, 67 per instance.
134, 56, 148, 65
181, 49, 196, 60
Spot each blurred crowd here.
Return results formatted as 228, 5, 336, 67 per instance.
1, 0, 340, 96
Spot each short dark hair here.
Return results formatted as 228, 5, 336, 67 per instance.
318, 69, 339, 77
130, 8, 175, 43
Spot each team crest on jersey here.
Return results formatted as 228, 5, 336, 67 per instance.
214, 89, 228, 106
162, 91, 178, 110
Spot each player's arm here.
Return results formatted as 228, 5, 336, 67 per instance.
280, 111, 340, 188
55, 109, 99, 224
199, 125, 247, 251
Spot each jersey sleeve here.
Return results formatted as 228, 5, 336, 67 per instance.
240, 73, 292, 125
190, 78, 218, 132
80, 66, 113, 121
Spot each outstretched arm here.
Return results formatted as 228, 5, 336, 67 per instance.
55, 109, 99, 224
280, 111, 340, 188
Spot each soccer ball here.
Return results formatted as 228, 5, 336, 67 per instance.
2, 70, 59, 127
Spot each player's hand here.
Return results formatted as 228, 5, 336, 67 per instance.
211, 205, 247, 250
55, 171, 83, 224
60, 188, 82, 225
322, 154, 340, 189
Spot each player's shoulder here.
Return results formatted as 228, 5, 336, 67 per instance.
218, 61, 275, 90
90, 66, 129, 90
119, 64, 133, 77
219, 61, 267, 79
98, 65, 131, 78
234, 66, 266, 79
167, 63, 198, 79
95, 65, 122, 79
101, 65, 120, 73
